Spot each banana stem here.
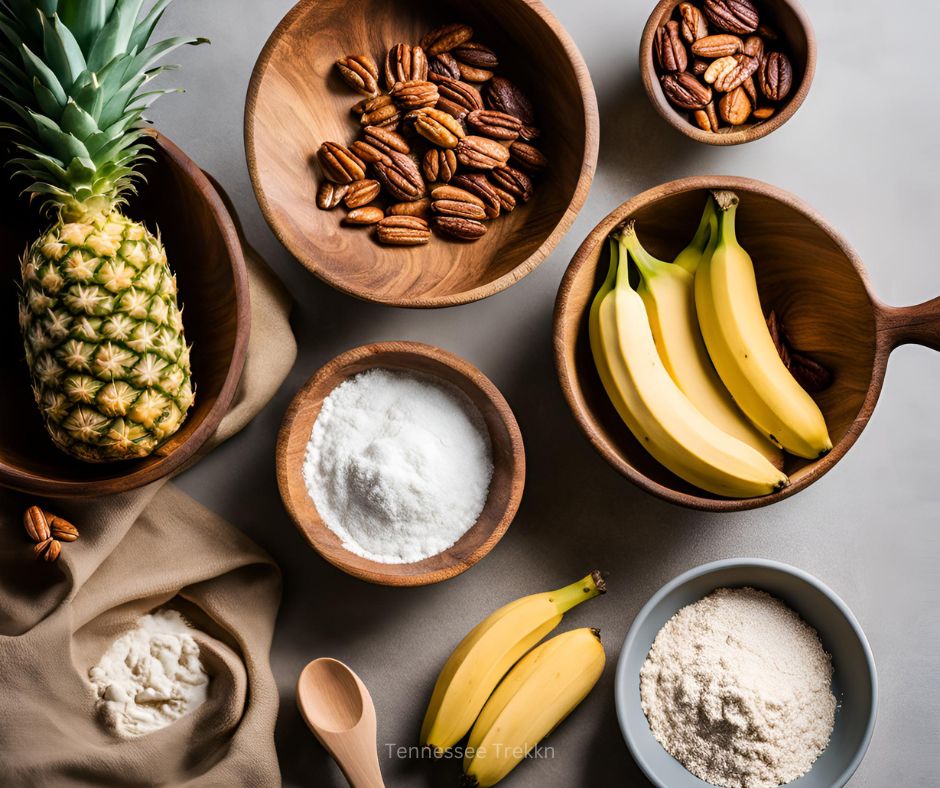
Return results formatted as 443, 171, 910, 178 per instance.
550, 571, 607, 614
615, 219, 670, 286
711, 190, 740, 247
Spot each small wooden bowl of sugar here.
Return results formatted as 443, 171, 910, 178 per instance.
276, 341, 525, 586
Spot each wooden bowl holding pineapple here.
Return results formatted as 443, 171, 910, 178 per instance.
0, 4, 249, 498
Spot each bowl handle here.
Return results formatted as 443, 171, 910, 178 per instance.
879, 296, 940, 351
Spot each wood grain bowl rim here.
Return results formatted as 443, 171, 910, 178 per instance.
276, 341, 526, 585
639, 0, 817, 146
0, 131, 251, 498
244, 0, 600, 308
553, 174, 907, 512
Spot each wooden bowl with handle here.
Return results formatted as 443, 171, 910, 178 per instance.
276, 342, 525, 585
640, 0, 816, 145
0, 132, 250, 498
245, 0, 598, 307
554, 176, 940, 511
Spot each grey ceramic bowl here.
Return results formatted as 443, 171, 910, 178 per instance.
616, 559, 877, 788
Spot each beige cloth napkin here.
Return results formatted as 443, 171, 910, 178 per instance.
0, 240, 296, 787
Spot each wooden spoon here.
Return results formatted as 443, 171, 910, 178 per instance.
296, 658, 385, 788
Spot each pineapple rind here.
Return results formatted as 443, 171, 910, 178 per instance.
21, 211, 193, 462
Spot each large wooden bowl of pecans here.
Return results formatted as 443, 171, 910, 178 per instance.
640, 0, 816, 145
246, 0, 599, 307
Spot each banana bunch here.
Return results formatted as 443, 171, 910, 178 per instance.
420, 572, 606, 785
589, 191, 831, 498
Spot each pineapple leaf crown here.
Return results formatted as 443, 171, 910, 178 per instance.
0, 0, 206, 217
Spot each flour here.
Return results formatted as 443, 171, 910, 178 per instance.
88, 609, 209, 738
303, 368, 494, 564
640, 587, 836, 788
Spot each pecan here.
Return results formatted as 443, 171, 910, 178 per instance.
453, 42, 498, 70
457, 62, 493, 83
363, 126, 410, 156
350, 97, 370, 115
760, 52, 793, 101
661, 72, 712, 110
390, 79, 439, 110
317, 142, 366, 184
350, 140, 389, 165
719, 85, 751, 125
359, 94, 400, 128
752, 105, 775, 120
707, 53, 759, 92
691, 58, 709, 76
455, 135, 511, 170
693, 108, 714, 132
742, 74, 758, 104
491, 185, 517, 212
767, 311, 833, 392
317, 181, 348, 209
703, 0, 759, 34
385, 44, 428, 88
344, 206, 384, 225
484, 77, 535, 125
431, 185, 487, 221
49, 515, 79, 542
436, 78, 483, 120
374, 150, 426, 201
421, 23, 473, 56
743, 34, 764, 61
490, 166, 533, 202
519, 124, 541, 142
376, 215, 431, 245
428, 53, 461, 82
433, 216, 487, 241
344, 179, 381, 208
466, 109, 522, 141
335, 54, 379, 96
450, 173, 501, 218
509, 141, 548, 173
656, 21, 688, 73
386, 198, 432, 219
679, 2, 709, 43
691, 34, 743, 58
34, 537, 61, 562
706, 100, 720, 131
23, 506, 50, 542
409, 107, 465, 148
423, 148, 458, 183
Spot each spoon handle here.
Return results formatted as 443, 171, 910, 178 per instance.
315, 728, 385, 788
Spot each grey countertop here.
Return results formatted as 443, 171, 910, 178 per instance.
152, 1, 939, 785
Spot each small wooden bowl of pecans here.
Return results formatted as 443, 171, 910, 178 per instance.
246, 0, 599, 307
640, 0, 816, 145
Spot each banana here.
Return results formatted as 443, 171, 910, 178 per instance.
589, 222, 788, 498
420, 571, 605, 755
624, 203, 784, 467
694, 191, 832, 459
463, 628, 605, 787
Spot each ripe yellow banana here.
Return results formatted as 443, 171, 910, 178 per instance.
694, 191, 832, 459
463, 628, 605, 787
589, 223, 787, 498
624, 203, 784, 467
420, 571, 605, 755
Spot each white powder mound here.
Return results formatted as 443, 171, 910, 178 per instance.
303, 368, 494, 564
88, 609, 209, 738
640, 587, 836, 788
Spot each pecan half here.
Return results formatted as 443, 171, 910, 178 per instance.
691, 34, 743, 58
374, 150, 426, 201
691, 58, 710, 76
466, 109, 522, 141
453, 41, 498, 69
317, 181, 348, 210
385, 44, 428, 88
719, 85, 751, 125
317, 142, 366, 184
363, 126, 410, 156
708, 53, 759, 93
428, 53, 461, 82
386, 198, 432, 219
743, 34, 764, 61
423, 148, 458, 183
390, 80, 439, 110
431, 185, 487, 221
344, 179, 381, 208
457, 62, 493, 83
703, 0, 759, 34
760, 52, 793, 101
49, 515, 79, 542
491, 185, 517, 213
456, 135, 511, 170
344, 206, 384, 225
350, 140, 389, 166
23, 506, 50, 542
421, 23, 473, 56
409, 107, 465, 148
509, 141, 548, 173
359, 94, 400, 128
376, 215, 431, 245
752, 105, 775, 120
742, 74, 758, 104
484, 77, 535, 125
693, 108, 712, 132
450, 173, 501, 218
661, 72, 712, 110
433, 216, 487, 241
656, 21, 688, 73
335, 54, 379, 96
34, 537, 61, 562
679, 2, 709, 43
490, 166, 533, 202
436, 77, 483, 120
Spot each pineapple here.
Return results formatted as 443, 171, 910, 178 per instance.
0, 1, 206, 461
